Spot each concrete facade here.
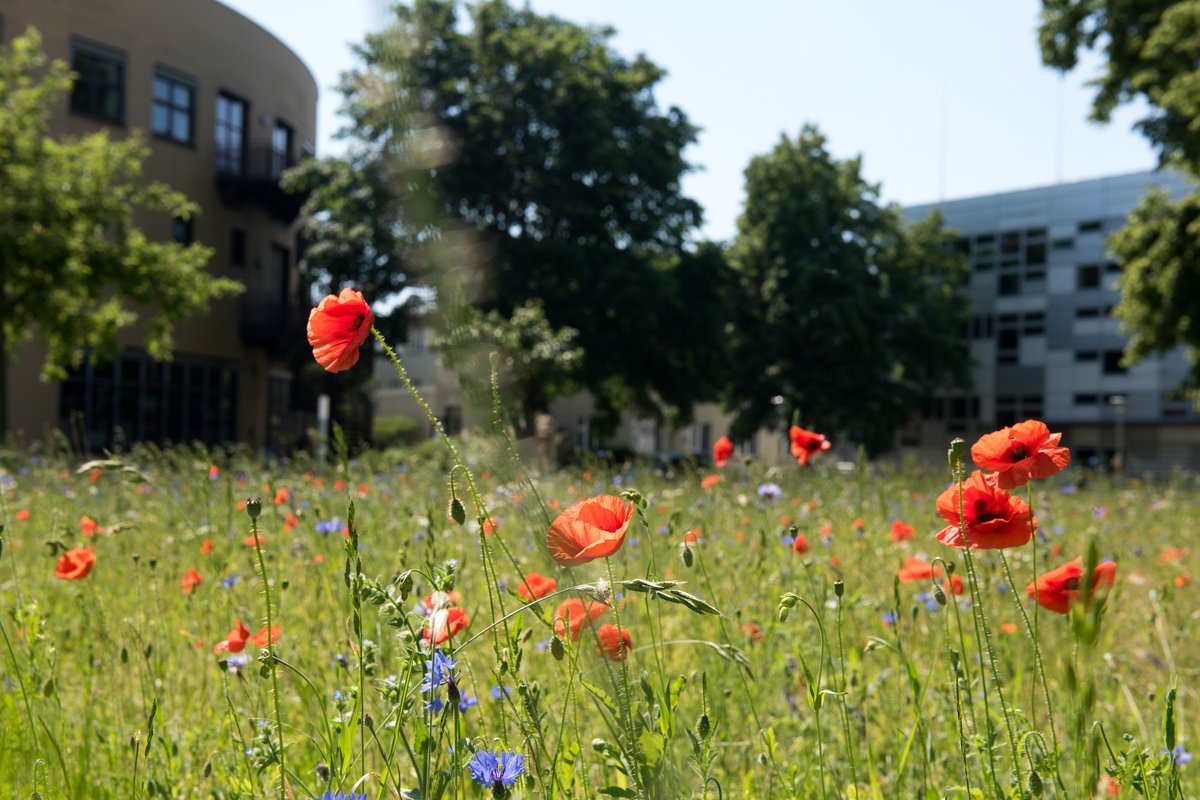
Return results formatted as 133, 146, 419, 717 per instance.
905, 170, 1200, 471
0, 0, 317, 450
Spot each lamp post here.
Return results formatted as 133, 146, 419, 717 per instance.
1108, 393, 1127, 473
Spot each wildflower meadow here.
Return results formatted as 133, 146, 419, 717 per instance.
0, 288, 1196, 799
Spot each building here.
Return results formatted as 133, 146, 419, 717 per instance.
0, 0, 317, 450
905, 170, 1200, 471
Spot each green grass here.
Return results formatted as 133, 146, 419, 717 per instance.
0, 439, 1196, 799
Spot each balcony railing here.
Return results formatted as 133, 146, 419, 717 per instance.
215, 145, 307, 222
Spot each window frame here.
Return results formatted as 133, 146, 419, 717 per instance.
215, 90, 249, 175
69, 37, 126, 125
151, 67, 196, 146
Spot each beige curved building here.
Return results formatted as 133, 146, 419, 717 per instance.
0, 0, 317, 450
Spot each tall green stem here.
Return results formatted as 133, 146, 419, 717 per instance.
249, 508, 286, 800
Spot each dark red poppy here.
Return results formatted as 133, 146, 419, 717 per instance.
789, 426, 832, 466
934, 470, 1035, 550
424, 606, 469, 645
1026, 557, 1117, 614
552, 597, 606, 641
56, 546, 96, 580
546, 495, 633, 567
307, 288, 374, 373
970, 419, 1071, 490
213, 620, 251, 654
516, 573, 557, 601
713, 436, 734, 467
595, 623, 632, 661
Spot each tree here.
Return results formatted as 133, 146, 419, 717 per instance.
724, 126, 971, 455
324, 0, 732, 431
0, 29, 239, 433
1039, 1, 1200, 400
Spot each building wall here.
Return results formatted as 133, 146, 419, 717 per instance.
905, 170, 1200, 470
0, 0, 317, 449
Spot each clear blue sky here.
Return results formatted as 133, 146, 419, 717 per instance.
222, 0, 1158, 243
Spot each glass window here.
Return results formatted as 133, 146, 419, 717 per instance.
1103, 350, 1127, 374
1051, 238, 1074, 251
231, 228, 246, 265
999, 273, 1020, 296
1023, 312, 1045, 335
215, 92, 247, 175
1025, 242, 1046, 265
70, 40, 125, 123
1076, 307, 1100, 319
1074, 393, 1098, 405
152, 71, 194, 145
1078, 219, 1103, 233
172, 217, 192, 244
1076, 350, 1098, 362
1000, 231, 1020, 254
1077, 264, 1101, 289
270, 120, 293, 176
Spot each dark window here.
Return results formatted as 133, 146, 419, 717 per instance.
1026, 227, 1047, 239
70, 39, 125, 123
172, 217, 192, 244
1076, 351, 1098, 362
974, 260, 993, 272
954, 237, 970, 255
443, 405, 463, 436
999, 273, 1020, 295
152, 70, 194, 145
1023, 312, 1045, 335
1025, 269, 1046, 281
1025, 242, 1046, 265
1001, 232, 1020, 254
1105, 261, 1123, 273
975, 234, 995, 244
270, 121, 293, 176
1103, 350, 1127, 374
1051, 237, 1074, 250
1076, 307, 1100, 319
1077, 264, 1101, 289
998, 328, 1019, 349
1078, 219, 1103, 233
231, 229, 246, 265
1001, 259, 1019, 270
1074, 393, 1098, 405
215, 92, 247, 174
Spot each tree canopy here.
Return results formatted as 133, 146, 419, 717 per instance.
724, 126, 971, 455
316, 0, 732, 431
1040, 0, 1200, 400
0, 30, 239, 433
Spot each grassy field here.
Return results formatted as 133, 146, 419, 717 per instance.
0, 435, 1196, 799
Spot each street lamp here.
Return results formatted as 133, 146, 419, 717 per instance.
1108, 393, 1127, 473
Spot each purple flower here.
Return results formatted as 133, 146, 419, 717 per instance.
221, 574, 238, 588
467, 749, 526, 790
757, 482, 783, 500
315, 518, 342, 535
1170, 744, 1193, 767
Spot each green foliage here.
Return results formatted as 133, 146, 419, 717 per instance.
1039, 1, 1200, 401
0, 29, 241, 430
325, 0, 733, 430
724, 125, 971, 455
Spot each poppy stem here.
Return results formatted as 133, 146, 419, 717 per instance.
249, 509, 286, 800
604, 556, 645, 799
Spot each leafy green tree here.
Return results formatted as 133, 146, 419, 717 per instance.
0, 29, 239, 433
325, 0, 732, 430
724, 126, 970, 455
1040, 1, 1200, 398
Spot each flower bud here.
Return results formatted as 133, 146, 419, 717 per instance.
833, 579, 844, 598
245, 498, 262, 520
933, 583, 947, 606
448, 497, 466, 526
551, 636, 565, 661
947, 439, 965, 474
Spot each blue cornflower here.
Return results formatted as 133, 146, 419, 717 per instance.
916, 591, 939, 612
1170, 744, 1193, 767
221, 574, 238, 588
881, 611, 898, 626
758, 482, 783, 500
458, 693, 479, 712
420, 650, 457, 695
490, 685, 512, 700
227, 653, 251, 673
467, 749, 526, 793
315, 518, 342, 534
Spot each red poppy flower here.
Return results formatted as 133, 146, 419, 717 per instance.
700, 474, 720, 490
546, 495, 633, 567
80, 515, 100, 537
284, 513, 299, 532
970, 419, 1071, 490
1000, 622, 1018, 634
200, 538, 214, 555
897, 556, 939, 583
1159, 547, 1186, 564
1026, 557, 1117, 614
517, 573, 557, 600
890, 519, 915, 543
15, 509, 30, 521
181, 568, 203, 593
482, 517, 498, 536
792, 533, 809, 555
713, 436, 734, 467
56, 546, 96, 580
272, 487, 289, 505
741, 622, 764, 642
684, 528, 703, 544
934, 470, 1036, 550
852, 517, 865, 530
552, 597, 606, 641
595, 623, 632, 661
789, 426, 832, 466
251, 625, 281, 647
943, 573, 965, 596
213, 620, 251, 654
308, 288, 374, 372
243, 534, 265, 547
424, 606, 469, 645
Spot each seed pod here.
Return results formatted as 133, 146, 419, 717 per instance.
833, 579, 844, 598
448, 497, 466, 526
245, 498, 262, 520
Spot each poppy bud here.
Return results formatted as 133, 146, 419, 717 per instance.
933, 583, 947, 606
397, 569, 414, 600
778, 605, 790, 622
365, 713, 374, 731
948, 439, 966, 474
245, 498, 262, 519
697, 713, 711, 739
833, 579, 844, 598
551, 635, 565, 661
1027, 770, 1043, 797
944, 561, 956, 575
448, 497, 466, 526
680, 541, 693, 568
